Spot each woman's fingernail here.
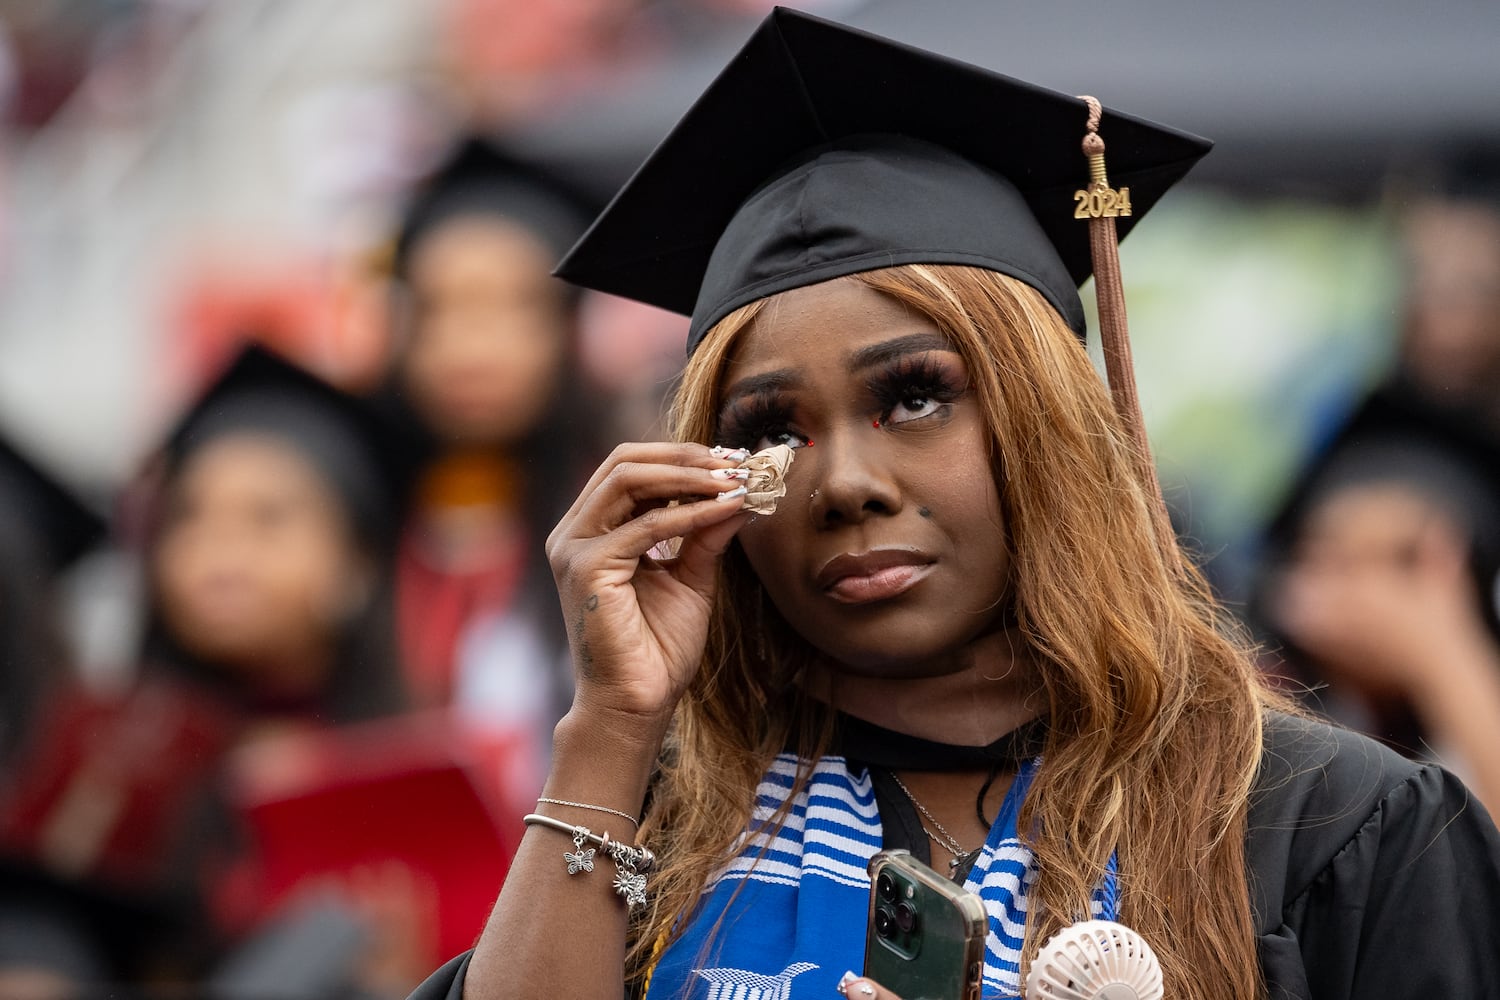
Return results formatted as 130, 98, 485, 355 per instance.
710, 445, 750, 461
716, 485, 748, 503
711, 467, 751, 480
836, 971, 858, 995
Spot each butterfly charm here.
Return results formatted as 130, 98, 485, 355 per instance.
565, 848, 596, 874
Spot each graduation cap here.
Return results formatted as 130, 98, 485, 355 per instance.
0, 859, 184, 983
0, 433, 106, 573
555, 6, 1210, 352
558, 6, 1208, 564
393, 135, 602, 281
166, 345, 410, 549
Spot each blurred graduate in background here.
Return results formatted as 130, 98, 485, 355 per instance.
382, 136, 606, 806
139, 344, 408, 729
1256, 151, 1500, 817
1388, 150, 1500, 436
0, 345, 510, 998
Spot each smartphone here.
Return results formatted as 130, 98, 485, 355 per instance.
863, 849, 987, 1000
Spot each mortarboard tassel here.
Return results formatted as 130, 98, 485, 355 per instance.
1076, 96, 1182, 575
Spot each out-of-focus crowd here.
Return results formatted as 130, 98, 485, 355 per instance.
0, 2, 1496, 998
0, 1, 701, 994
1251, 168, 1500, 825
0, 126, 650, 1000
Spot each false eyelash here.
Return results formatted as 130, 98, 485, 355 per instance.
866, 354, 968, 414
715, 390, 803, 451
714, 354, 967, 446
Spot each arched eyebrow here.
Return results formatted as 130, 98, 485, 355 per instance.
721, 369, 802, 404
720, 332, 956, 403
848, 332, 956, 372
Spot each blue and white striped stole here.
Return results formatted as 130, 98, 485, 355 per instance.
644, 754, 1116, 1000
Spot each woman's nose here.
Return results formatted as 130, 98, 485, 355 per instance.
806, 428, 903, 527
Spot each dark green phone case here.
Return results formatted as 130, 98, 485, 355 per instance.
863, 849, 988, 1000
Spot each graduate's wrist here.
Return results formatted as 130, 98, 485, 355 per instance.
547, 706, 669, 815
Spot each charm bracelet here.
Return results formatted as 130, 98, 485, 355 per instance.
523, 812, 656, 910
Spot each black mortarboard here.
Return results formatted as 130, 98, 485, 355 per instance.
0, 433, 106, 572
0, 860, 181, 982
393, 135, 601, 280
166, 345, 408, 548
555, 6, 1212, 354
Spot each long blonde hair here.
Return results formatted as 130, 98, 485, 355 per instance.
633, 264, 1281, 1000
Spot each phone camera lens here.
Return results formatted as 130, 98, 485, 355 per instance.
874, 906, 896, 939
876, 872, 897, 902
895, 901, 917, 934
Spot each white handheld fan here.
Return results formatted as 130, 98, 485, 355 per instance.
1024, 919, 1163, 1000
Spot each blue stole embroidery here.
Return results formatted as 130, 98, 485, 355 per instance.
645, 755, 1117, 1000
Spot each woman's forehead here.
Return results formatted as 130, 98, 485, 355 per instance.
720, 278, 949, 376
175, 432, 335, 495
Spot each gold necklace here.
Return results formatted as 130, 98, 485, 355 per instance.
890, 772, 971, 872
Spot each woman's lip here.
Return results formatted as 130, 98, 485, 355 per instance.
824, 563, 934, 604
816, 549, 935, 604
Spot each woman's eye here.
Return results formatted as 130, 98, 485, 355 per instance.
754, 428, 811, 450
869, 354, 965, 428
885, 396, 945, 425
717, 392, 811, 452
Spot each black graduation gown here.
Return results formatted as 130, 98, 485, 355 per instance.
407, 712, 1500, 999
1247, 712, 1500, 998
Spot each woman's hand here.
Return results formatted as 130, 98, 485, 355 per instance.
837, 976, 904, 1000
546, 442, 752, 730
1271, 485, 1485, 697
469, 443, 751, 1000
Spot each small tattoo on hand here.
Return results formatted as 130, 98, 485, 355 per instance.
584, 594, 599, 611
570, 610, 595, 677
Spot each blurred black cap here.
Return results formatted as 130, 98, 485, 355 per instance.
0, 859, 181, 984
165, 345, 411, 549
0, 434, 106, 573
393, 135, 602, 280
555, 6, 1212, 354
1404, 142, 1500, 205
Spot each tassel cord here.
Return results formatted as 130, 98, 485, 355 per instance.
1077, 96, 1183, 576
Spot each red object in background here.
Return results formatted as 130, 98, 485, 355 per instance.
0, 680, 238, 891
165, 256, 393, 411
225, 712, 516, 963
